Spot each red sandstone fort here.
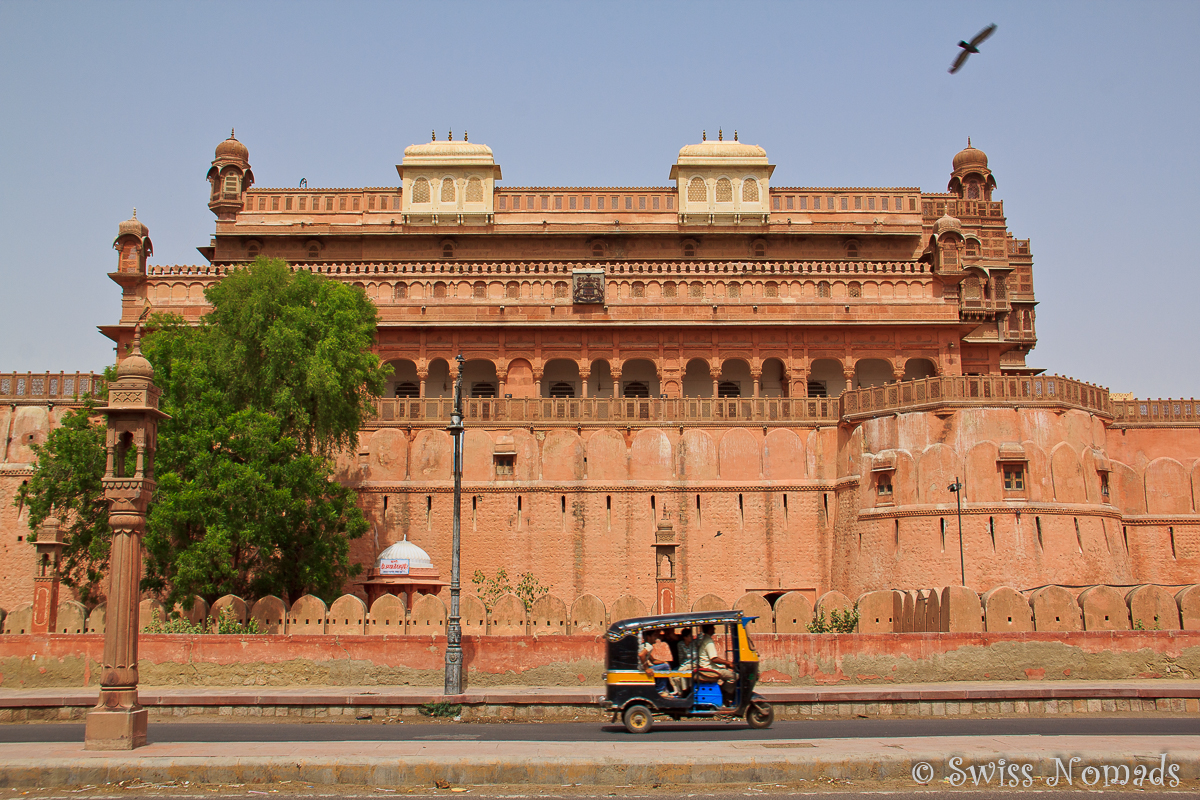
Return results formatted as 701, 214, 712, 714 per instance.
1, 132, 1197, 635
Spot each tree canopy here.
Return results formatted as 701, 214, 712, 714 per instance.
19, 258, 389, 607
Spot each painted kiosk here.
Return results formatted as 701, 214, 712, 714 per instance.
601, 610, 774, 733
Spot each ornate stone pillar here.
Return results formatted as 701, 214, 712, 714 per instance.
30, 516, 65, 634
751, 370, 762, 398
533, 369, 543, 399
844, 368, 856, 394
417, 368, 428, 398
496, 369, 508, 398
712, 378, 720, 399
579, 368, 590, 399
893, 365, 906, 384
654, 514, 679, 614
84, 335, 167, 751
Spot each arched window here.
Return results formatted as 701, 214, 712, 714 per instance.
549, 381, 575, 398
688, 282, 704, 298
682, 241, 696, 258
753, 240, 766, 258
506, 281, 519, 299
394, 283, 408, 301
764, 281, 778, 298
717, 381, 741, 398
963, 276, 982, 299
466, 177, 483, 202
687, 177, 707, 203
412, 178, 430, 204
623, 381, 649, 398
716, 178, 733, 203
591, 241, 605, 257
440, 178, 455, 203
845, 240, 859, 258
663, 282, 677, 298
471, 382, 497, 398
223, 174, 240, 198
433, 282, 448, 298
632, 281, 646, 298
727, 281, 740, 298
817, 281, 831, 298
442, 242, 455, 259
554, 281, 569, 298
472, 281, 486, 299
307, 244, 320, 260
394, 382, 419, 398
246, 243, 260, 259
848, 281, 862, 298
742, 178, 759, 202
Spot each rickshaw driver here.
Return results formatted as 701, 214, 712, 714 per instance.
696, 623, 737, 701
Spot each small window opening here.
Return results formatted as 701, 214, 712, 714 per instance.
1074, 517, 1083, 553
940, 517, 946, 552
1036, 517, 1043, 551
1100, 472, 1110, 498
696, 494, 702, 527
494, 454, 514, 476
1170, 526, 1177, 559
894, 519, 900, 547
738, 493, 744, 527
989, 517, 996, 551
1122, 525, 1128, 551
1003, 465, 1025, 491
683, 242, 696, 258
877, 475, 893, 497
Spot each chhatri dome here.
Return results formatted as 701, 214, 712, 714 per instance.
116, 334, 154, 380
952, 138, 989, 172
117, 208, 148, 239
375, 534, 434, 571
214, 129, 249, 162
676, 130, 768, 163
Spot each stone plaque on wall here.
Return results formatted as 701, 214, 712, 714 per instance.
572, 269, 605, 304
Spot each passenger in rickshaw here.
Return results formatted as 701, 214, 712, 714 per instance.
638, 630, 674, 693
696, 623, 737, 702
670, 627, 698, 696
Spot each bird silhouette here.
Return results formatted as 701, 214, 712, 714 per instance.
949, 23, 997, 74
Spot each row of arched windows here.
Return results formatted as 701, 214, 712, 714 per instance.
686, 177, 761, 204
410, 176, 485, 205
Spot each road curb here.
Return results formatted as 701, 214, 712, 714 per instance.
0, 738, 1197, 788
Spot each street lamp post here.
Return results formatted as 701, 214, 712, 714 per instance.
948, 477, 965, 586
444, 353, 465, 695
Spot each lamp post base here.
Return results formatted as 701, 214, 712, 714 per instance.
84, 707, 147, 750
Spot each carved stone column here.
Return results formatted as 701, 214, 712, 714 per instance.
751, 370, 762, 398
579, 368, 590, 399
30, 516, 65, 634
84, 335, 167, 751
844, 368, 856, 394
654, 514, 679, 614
417, 368, 429, 398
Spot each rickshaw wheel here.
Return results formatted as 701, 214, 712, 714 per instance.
746, 700, 774, 729
622, 704, 654, 734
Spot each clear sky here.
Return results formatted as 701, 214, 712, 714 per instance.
1, 1, 1197, 398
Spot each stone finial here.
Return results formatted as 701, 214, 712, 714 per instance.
702, 130, 706, 141
464, 131, 468, 142
132, 208, 137, 219
967, 136, 972, 147
718, 128, 723, 141
448, 130, 453, 141
231, 128, 235, 139
734, 130, 738, 141
432, 130, 436, 141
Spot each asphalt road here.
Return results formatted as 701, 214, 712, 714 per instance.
3, 716, 1197, 743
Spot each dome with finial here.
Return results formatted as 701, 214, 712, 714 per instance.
116, 334, 154, 380
375, 535, 434, 570
118, 208, 148, 239
952, 138, 988, 172
215, 128, 250, 162
933, 213, 963, 237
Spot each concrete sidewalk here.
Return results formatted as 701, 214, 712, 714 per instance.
3, 680, 1199, 722
0, 734, 1196, 788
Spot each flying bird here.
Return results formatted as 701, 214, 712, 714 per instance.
949, 23, 997, 74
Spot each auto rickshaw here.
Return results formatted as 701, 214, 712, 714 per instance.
600, 610, 774, 733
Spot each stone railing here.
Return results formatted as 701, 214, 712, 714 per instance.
371, 396, 841, 427
841, 375, 1111, 421
0, 372, 103, 402
1111, 398, 1200, 426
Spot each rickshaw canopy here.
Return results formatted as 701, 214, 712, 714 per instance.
604, 610, 752, 642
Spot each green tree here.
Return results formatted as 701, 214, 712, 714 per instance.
137, 258, 388, 606
13, 392, 111, 605
18, 258, 389, 608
